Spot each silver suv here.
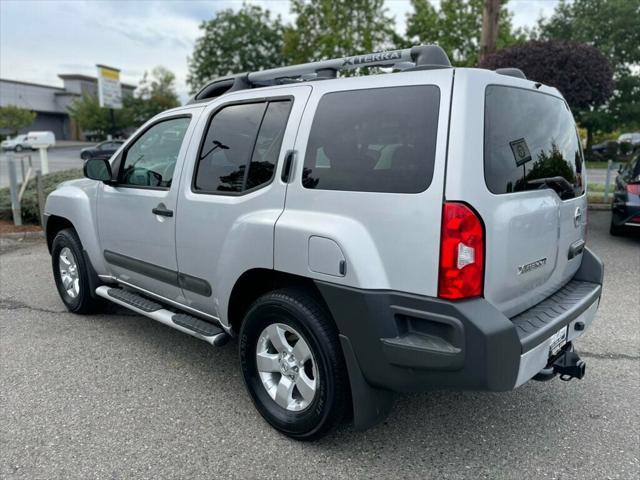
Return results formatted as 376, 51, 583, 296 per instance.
44, 46, 603, 440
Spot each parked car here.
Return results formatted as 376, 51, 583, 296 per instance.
591, 140, 618, 156
618, 132, 640, 153
1, 134, 32, 152
610, 153, 640, 235
80, 140, 124, 161
43, 45, 603, 440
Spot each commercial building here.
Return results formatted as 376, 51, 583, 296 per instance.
0, 74, 135, 140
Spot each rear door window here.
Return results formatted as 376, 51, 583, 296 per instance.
302, 86, 440, 193
194, 100, 292, 193
484, 86, 584, 199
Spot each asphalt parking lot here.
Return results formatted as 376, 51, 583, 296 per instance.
0, 211, 638, 479
0, 146, 85, 188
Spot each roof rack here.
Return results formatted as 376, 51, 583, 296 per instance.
495, 68, 527, 80
188, 45, 451, 104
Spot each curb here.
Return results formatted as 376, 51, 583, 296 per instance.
0, 230, 44, 240
587, 203, 611, 211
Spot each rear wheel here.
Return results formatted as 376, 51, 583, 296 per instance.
239, 289, 349, 440
14, 144, 23, 152
51, 228, 103, 313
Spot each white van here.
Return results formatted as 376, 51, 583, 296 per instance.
1, 134, 32, 152
27, 131, 56, 148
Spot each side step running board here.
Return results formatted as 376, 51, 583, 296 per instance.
95, 286, 229, 346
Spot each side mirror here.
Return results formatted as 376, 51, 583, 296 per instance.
84, 158, 113, 182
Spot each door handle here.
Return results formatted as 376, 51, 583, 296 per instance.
568, 239, 585, 260
152, 203, 173, 217
281, 150, 296, 183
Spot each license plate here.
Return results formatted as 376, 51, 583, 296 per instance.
549, 326, 568, 355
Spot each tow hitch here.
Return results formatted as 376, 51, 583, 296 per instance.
533, 345, 587, 382
552, 350, 586, 381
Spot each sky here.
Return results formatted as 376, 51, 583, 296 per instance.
0, 0, 561, 102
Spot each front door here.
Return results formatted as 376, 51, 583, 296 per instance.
98, 113, 198, 302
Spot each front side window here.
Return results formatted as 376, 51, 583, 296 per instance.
302, 86, 440, 193
484, 86, 585, 198
119, 117, 191, 188
194, 100, 292, 193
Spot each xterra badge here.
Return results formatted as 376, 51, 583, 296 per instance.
517, 258, 547, 275
342, 50, 402, 67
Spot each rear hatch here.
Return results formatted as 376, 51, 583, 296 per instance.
481, 85, 587, 316
445, 71, 588, 318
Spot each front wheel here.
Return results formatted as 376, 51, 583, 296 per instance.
14, 144, 23, 152
51, 228, 103, 313
239, 289, 349, 440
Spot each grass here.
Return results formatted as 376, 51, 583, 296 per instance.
0, 169, 83, 224
585, 161, 611, 169
587, 183, 605, 192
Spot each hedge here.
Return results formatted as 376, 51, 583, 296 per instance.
0, 169, 83, 224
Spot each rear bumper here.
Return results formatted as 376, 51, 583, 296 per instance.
317, 247, 603, 428
612, 198, 640, 227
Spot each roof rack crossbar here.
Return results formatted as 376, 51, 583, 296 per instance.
248, 49, 411, 84
248, 45, 451, 84
189, 45, 452, 103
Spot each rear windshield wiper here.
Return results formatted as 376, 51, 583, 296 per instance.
526, 176, 576, 200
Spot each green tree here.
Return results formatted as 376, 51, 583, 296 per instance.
283, 0, 398, 64
0, 105, 36, 136
479, 40, 615, 152
67, 93, 130, 139
404, 0, 524, 66
187, 4, 286, 93
125, 66, 180, 126
537, 0, 640, 134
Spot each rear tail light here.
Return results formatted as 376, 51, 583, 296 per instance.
626, 183, 640, 195
438, 202, 485, 300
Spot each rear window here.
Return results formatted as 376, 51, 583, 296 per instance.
484, 86, 584, 198
302, 86, 440, 193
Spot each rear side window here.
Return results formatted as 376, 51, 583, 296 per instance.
194, 100, 292, 193
484, 86, 585, 198
302, 86, 440, 193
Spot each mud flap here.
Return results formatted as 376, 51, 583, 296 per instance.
339, 334, 394, 430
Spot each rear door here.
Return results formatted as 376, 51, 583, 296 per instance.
446, 71, 587, 317
175, 86, 311, 319
275, 70, 452, 296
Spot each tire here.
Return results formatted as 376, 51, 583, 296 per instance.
239, 288, 349, 440
51, 228, 102, 314
81, 151, 91, 160
609, 216, 625, 236
14, 144, 23, 153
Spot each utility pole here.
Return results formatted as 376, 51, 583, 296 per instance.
480, 0, 500, 62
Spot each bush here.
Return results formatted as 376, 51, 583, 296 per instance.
0, 169, 83, 224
